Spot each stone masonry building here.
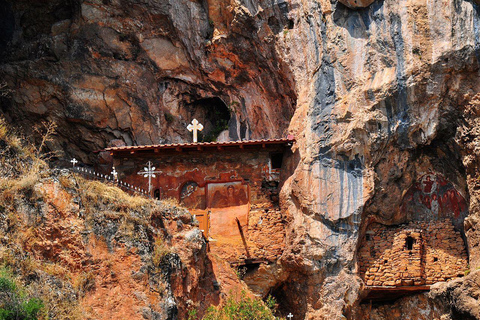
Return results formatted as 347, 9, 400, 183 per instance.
358, 173, 469, 296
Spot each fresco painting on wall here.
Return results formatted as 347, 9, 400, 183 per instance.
180, 181, 206, 209
209, 182, 248, 208
207, 181, 249, 237
401, 173, 468, 230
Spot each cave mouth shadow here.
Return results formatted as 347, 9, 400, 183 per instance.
186, 97, 231, 142
0, 1, 14, 57
268, 280, 307, 319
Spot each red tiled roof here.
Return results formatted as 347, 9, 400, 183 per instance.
104, 137, 295, 153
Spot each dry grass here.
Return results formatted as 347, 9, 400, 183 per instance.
73, 271, 96, 296
77, 177, 150, 212
0, 117, 180, 320
152, 237, 172, 266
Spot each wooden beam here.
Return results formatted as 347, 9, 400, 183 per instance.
154, 149, 159, 153
236, 217, 251, 259
130, 151, 135, 154
175, 147, 182, 152
239, 145, 244, 149
217, 146, 223, 150
197, 146, 203, 151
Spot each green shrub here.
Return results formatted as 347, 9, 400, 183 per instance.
0, 269, 44, 320
202, 291, 281, 320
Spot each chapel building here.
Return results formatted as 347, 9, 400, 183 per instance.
103, 137, 295, 263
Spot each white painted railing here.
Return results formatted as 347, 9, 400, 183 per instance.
71, 166, 150, 197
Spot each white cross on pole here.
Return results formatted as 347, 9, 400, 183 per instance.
287, 313, 293, 319
187, 118, 204, 143
111, 167, 118, 181
70, 158, 78, 167
137, 161, 161, 195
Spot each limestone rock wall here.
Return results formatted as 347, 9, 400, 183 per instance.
2, 0, 480, 319
0, 0, 296, 162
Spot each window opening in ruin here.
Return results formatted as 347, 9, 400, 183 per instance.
406, 236, 415, 250
154, 189, 161, 200
384, 260, 388, 264
433, 257, 438, 262
270, 153, 283, 169
365, 234, 371, 241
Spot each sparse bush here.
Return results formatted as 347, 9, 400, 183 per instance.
202, 291, 281, 320
0, 268, 44, 320
188, 308, 198, 320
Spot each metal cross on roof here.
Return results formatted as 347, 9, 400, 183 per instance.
137, 161, 161, 195
287, 313, 293, 319
187, 118, 203, 143
111, 167, 118, 181
70, 158, 78, 167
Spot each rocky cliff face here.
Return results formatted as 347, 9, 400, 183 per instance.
2, 0, 480, 319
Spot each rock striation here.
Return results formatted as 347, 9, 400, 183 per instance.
2, 0, 480, 319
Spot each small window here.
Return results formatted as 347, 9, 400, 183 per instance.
365, 234, 371, 241
154, 189, 161, 200
406, 236, 415, 250
433, 257, 438, 262
270, 153, 283, 169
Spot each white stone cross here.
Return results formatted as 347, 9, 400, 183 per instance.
287, 313, 293, 319
111, 167, 118, 181
187, 118, 204, 143
70, 158, 78, 167
137, 161, 162, 195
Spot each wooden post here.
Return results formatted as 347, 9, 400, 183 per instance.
236, 217, 251, 258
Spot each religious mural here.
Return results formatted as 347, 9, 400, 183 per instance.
208, 182, 249, 208
207, 181, 250, 237
180, 181, 206, 209
401, 173, 468, 231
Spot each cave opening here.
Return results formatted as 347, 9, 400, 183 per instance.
268, 282, 306, 319
188, 97, 231, 142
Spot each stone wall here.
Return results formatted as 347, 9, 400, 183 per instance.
358, 220, 468, 287
247, 205, 285, 261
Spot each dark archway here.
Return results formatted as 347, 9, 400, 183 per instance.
154, 189, 161, 200
187, 97, 231, 142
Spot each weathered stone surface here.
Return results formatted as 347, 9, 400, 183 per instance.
2, 0, 480, 318
429, 270, 480, 319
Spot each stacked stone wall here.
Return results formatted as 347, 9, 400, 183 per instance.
358, 220, 468, 287
247, 204, 285, 261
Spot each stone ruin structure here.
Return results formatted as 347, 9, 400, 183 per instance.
103, 138, 294, 264
358, 173, 469, 299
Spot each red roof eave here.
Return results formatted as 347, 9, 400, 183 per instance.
103, 137, 295, 154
